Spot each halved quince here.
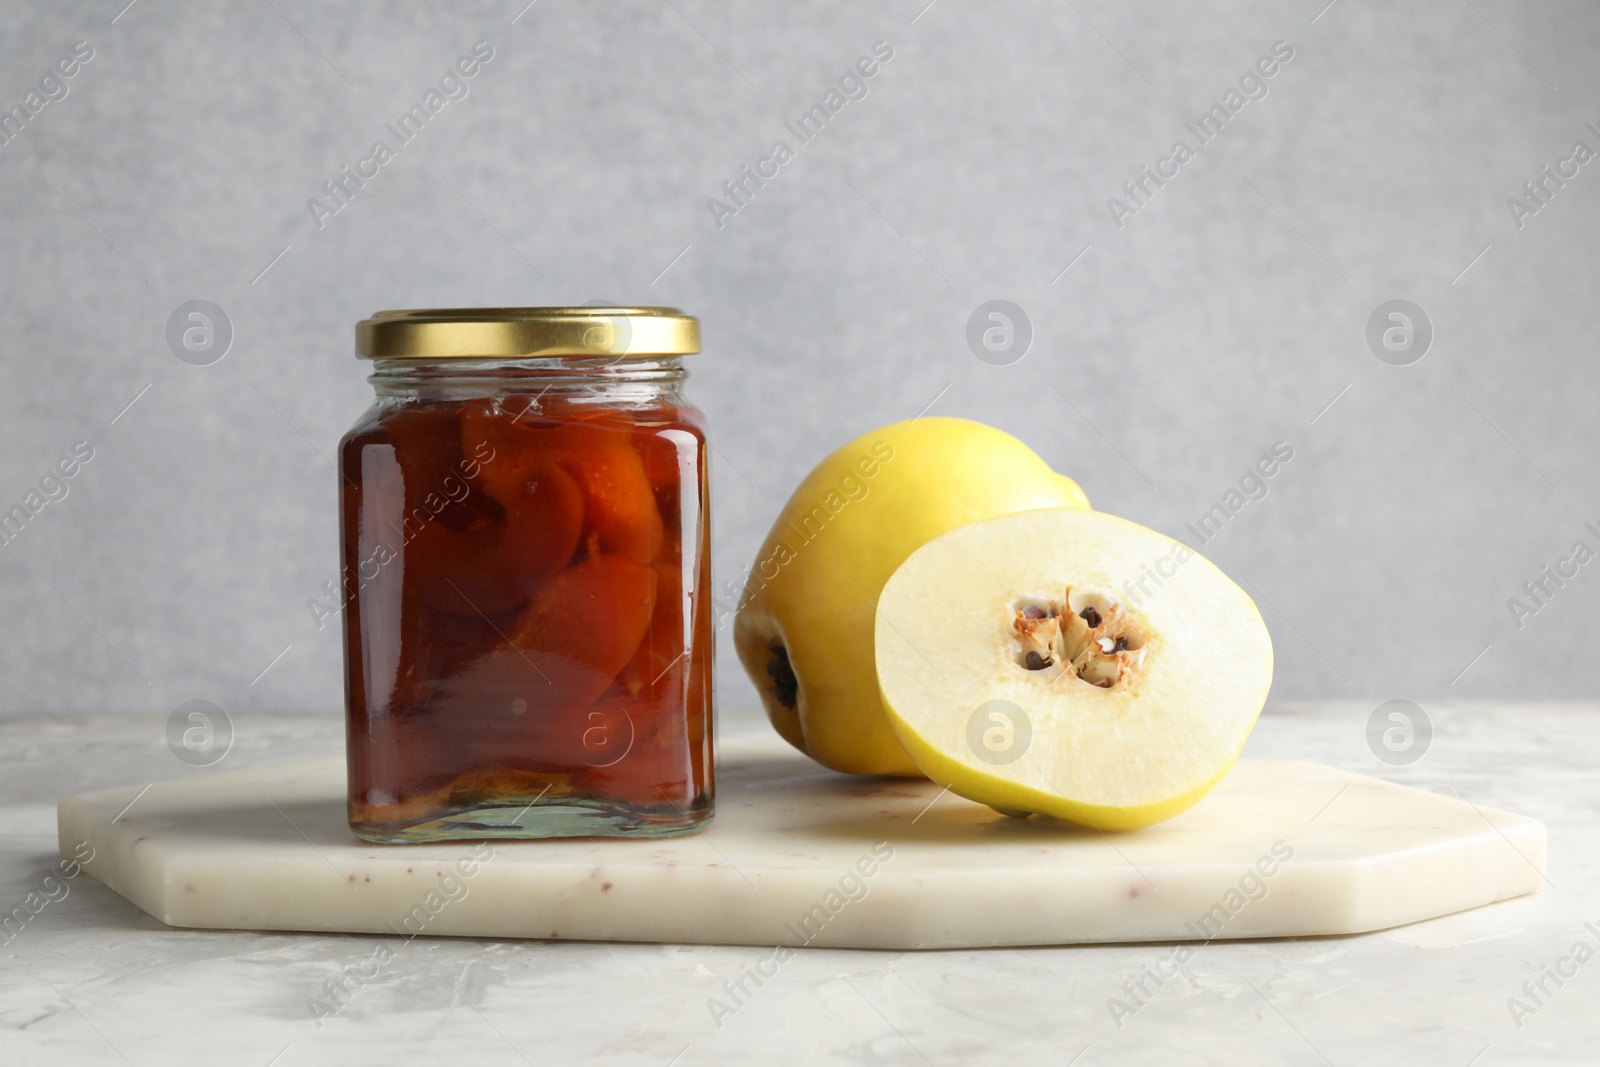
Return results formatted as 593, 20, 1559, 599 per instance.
874, 508, 1272, 830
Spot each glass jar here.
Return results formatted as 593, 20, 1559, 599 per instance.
339, 307, 713, 843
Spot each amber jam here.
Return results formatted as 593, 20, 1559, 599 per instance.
341, 309, 712, 842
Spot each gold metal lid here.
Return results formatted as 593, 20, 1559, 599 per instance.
355, 307, 700, 360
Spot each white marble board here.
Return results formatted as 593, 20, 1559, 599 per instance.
55, 738, 1546, 949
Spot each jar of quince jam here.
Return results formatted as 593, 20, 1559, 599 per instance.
340, 307, 713, 842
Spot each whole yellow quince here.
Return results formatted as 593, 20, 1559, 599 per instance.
733, 417, 1090, 776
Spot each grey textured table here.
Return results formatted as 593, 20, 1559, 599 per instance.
2, 704, 1595, 1065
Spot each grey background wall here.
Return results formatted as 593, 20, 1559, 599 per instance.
1, 0, 1596, 723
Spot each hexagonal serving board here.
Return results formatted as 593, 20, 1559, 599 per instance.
57, 738, 1545, 948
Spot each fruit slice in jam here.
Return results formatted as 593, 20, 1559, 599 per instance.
464, 405, 664, 565
429, 550, 658, 771
388, 409, 584, 616
509, 549, 659, 707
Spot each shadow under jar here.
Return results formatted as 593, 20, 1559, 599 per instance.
340, 308, 714, 842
